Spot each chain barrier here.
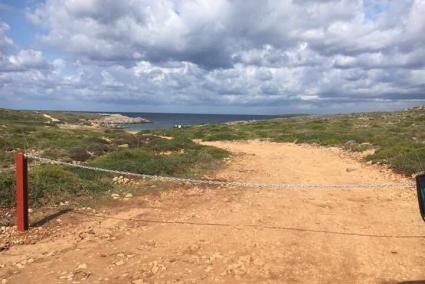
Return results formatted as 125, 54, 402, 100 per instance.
25, 154, 415, 190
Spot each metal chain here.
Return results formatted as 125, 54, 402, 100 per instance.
25, 154, 415, 190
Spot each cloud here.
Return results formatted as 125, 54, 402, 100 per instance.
0, 21, 14, 50
0, 0, 424, 113
0, 49, 51, 72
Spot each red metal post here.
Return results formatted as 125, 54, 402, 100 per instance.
16, 153, 29, 231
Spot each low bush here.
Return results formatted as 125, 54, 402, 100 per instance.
89, 141, 228, 178
144, 136, 196, 152
0, 164, 111, 208
87, 143, 109, 155
0, 174, 15, 207
68, 146, 91, 161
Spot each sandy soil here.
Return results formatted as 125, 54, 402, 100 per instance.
1, 140, 424, 283
42, 114, 60, 122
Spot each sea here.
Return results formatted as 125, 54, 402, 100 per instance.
119, 112, 291, 131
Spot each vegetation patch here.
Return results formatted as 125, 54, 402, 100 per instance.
0, 164, 111, 208
0, 109, 229, 208
89, 137, 228, 178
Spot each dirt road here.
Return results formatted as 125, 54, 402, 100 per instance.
1, 140, 424, 283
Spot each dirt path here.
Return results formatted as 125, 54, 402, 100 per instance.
42, 114, 60, 122
1, 140, 424, 283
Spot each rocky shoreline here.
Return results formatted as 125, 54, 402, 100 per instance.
92, 114, 151, 127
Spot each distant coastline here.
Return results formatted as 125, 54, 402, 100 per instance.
3, 107, 304, 131
120, 112, 302, 131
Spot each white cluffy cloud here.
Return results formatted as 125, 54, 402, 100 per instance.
1, 0, 425, 113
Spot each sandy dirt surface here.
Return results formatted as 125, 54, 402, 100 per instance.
42, 114, 60, 122
1, 140, 424, 283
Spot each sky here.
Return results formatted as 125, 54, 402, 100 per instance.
0, 0, 424, 114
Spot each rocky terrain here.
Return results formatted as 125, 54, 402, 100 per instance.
92, 114, 150, 127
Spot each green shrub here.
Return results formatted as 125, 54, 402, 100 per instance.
89, 149, 154, 173
90, 143, 228, 178
68, 146, 91, 161
389, 150, 425, 175
29, 165, 108, 207
204, 132, 242, 141
0, 174, 15, 207
0, 164, 111, 208
43, 148, 68, 160
145, 136, 196, 152
87, 143, 109, 155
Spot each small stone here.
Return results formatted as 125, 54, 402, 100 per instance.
345, 140, 357, 147
125, 193, 133, 198
73, 270, 91, 281
115, 260, 125, 266
253, 258, 265, 266
151, 265, 159, 274
77, 263, 87, 270
0, 243, 10, 252
184, 244, 200, 254
28, 208, 33, 213
2, 279, 8, 284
